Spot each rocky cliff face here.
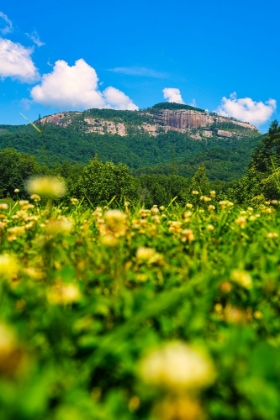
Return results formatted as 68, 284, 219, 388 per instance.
40, 106, 259, 139
154, 109, 256, 131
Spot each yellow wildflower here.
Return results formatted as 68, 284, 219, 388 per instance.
0, 254, 19, 279
26, 176, 66, 198
235, 216, 247, 229
47, 283, 81, 305
138, 341, 215, 391
267, 232, 278, 239
210, 190, 216, 198
45, 217, 73, 235
181, 229, 195, 242
231, 269, 252, 289
103, 209, 127, 236
136, 246, 162, 264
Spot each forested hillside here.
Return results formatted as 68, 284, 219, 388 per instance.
0, 110, 262, 181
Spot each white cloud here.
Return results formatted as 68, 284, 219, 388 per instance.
110, 66, 167, 78
31, 59, 138, 111
103, 86, 138, 110
163, 88, 185, 104
215, 92, 277, 126
26, 30, 45, 47
0, 38, 39, 82
0, 12, 13, 35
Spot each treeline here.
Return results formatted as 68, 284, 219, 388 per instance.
0, 149, 211, 207
1, 121, 280, 206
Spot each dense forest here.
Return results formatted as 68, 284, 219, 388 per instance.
0, 122, 261, 182
0, 120, 280, 206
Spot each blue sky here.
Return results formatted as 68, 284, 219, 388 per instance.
0, 0, 279, 132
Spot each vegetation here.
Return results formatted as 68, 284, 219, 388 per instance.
1, 119, 280, 418
84, 108, 154, 125
148, 102, 206, 113
210, 121, 257, 134
0, 122, 262, 181
1, 178, 280, 419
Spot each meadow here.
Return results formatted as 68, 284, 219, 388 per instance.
1, 178, 280, 420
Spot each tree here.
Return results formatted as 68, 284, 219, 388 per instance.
251, 120, 280, 174
188, 164, 210, 195
73, 155, 139, 206
0, 148, 42, 198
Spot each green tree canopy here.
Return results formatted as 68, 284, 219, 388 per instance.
73, 155, 139, 206
0, 148, 42, 198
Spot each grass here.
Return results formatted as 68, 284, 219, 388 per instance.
0, 194, 280, 419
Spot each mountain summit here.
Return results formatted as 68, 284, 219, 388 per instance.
39, 102, 259, 140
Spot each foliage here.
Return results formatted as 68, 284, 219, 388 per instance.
1, 192, 280, 419
210, 121, 259, 134
250, 120, 280, 173
0, 111, 262, 182
0, 148, 44, 198
138, 174, 189, 206
73, 156, 139, 207
148, 102, 206, 113
233, 121, 280, 203
84, 108, 154, 125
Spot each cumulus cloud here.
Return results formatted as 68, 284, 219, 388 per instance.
0, 11, 13, 35
103, 86, 138, 110
26, 30, 45, 47
110, 66, 167, 78
215, 92, 277, 126
31, 59, 138, 111
0, 38, 39, 82
163, 88, 185, 104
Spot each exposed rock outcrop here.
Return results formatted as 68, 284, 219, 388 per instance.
154, 109, 256, 131
39, 106, 259, 139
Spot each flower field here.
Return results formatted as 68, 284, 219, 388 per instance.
1, 183, 280, 420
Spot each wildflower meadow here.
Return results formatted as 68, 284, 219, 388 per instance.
1, 177, 280, 420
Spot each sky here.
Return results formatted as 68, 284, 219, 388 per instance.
0, 0, 279, 133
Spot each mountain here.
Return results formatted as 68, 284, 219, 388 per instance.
0, 103, 262, 181
40, 102, 259, 139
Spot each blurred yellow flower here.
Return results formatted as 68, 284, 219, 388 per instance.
30, 194, 41, 202
235, 216, 247, 229
47, 283, 81, 305
210, 190, 216, 198
70, 198, 79, 205
100, 234, 118, 247
136, 247, 162, 264
224, 305, 247, 324
26, 176, 66, 198
45, 217, 73, 235
153, 395, 204, 420
0, 322, 29, 378
181, 229, 195, 242
0, 254, 19, 280
138, 341, 215, 391
267, 232, 278, 239
231, 269, 252, 289
103, 209, 127, 236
